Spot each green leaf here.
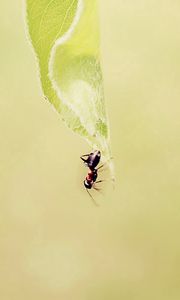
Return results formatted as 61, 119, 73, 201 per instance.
26, 0, 111, 160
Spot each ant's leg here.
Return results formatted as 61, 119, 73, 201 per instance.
96, 179, 115, 184
80, 157, 87, 163
95, 180, 104, 183
86, 189, 99, 207
93, 185, 104, 196
95, 179, 115, 191
93, 185, 101, 190
80, 154, 90, 163
97, 157, 113, 171
96, 163, 110, 173
80, 153, 91, 158
97, 164, 104, 170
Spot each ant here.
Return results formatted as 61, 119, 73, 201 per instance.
80, 150, 105, 205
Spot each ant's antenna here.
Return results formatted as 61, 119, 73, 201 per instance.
86, 189, 99, 207
97, 156, 114, 170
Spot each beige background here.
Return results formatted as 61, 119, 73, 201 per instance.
0, 0, 180, 299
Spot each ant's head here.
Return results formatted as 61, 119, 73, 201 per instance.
84, 180, 92, 189
95, 150, 101, 156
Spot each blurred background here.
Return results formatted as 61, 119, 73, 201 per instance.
0, 0, 180, 299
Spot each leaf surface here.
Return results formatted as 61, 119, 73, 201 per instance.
26, 0, 111, 159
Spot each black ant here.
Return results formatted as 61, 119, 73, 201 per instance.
80, 150, 105, 205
